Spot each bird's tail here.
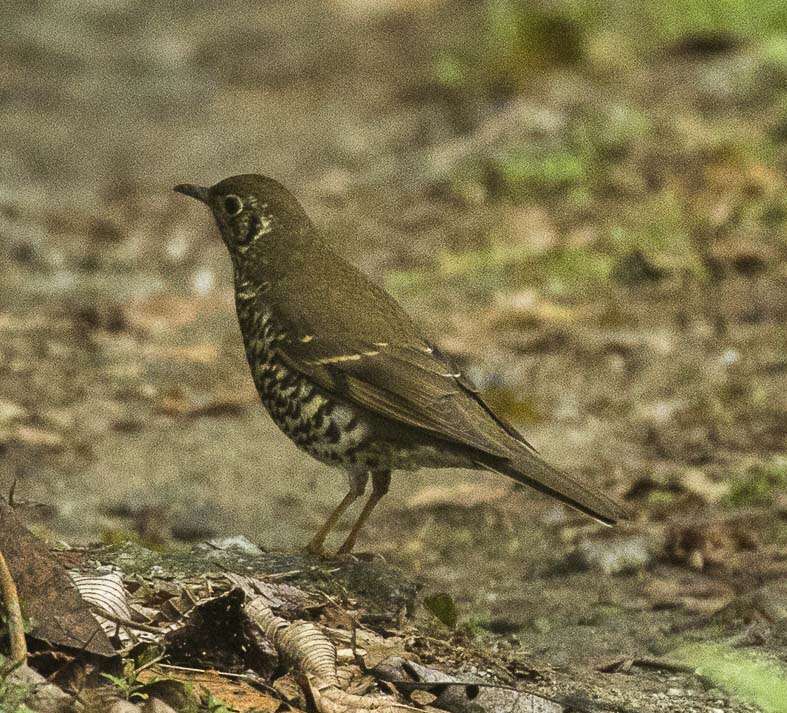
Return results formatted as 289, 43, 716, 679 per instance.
475, 449, 628, 526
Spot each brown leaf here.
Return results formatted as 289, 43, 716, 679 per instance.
0, 505, 116, 656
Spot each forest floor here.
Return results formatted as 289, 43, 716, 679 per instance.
1, 1, 785, 712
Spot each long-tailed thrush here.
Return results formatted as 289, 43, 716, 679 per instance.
174, 174, 627, 555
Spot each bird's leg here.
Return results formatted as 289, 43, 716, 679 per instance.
336, 469, 391, 555
305, 471, 368, 556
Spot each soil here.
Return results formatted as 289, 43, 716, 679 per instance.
1, 2, 785, 712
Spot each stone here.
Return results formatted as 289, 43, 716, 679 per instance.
144, 698, 178, 713
202, 535, 263, 555
108, 700, 144, 713
10, 664, 76, 713
0, 399, 27, 424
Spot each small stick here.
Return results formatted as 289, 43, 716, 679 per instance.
156, 662, 281, 697
88, 606, 167, 635
598, 657, 698, 675
157, 662, 263, 681
0, 549, 27, 670
265, 569, 303, 581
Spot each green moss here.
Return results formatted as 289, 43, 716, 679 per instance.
494, 147, 588, 195
670, 643, 787, 713
433, 0, 587, 95
638, 0, 787, 44
607, 193, 707, 280
0, 660, 35, 713
723, 458, 787, 508
433, 51, 467, 89
536, 247, 614, 294
435, 0, 787, 99
646, 490, 677, 508
388, 240, 616, 303
571, 104, 653, 161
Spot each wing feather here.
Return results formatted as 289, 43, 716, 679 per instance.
275, 338, 515, 458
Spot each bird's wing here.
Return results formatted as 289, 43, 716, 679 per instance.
265, 254, 533, 459
278, 336, 517, 458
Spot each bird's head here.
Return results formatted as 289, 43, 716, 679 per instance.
174, 174, 312, 260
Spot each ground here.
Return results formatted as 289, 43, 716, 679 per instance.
0, 1, 785, 712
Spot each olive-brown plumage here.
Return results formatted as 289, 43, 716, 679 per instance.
174, 174, 627, 554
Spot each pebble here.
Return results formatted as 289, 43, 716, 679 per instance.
144, 699, 178, 713
108, 701, 144, 713
203, 534, 263, 555
191, 267, 215, 295
9, 664, 75, 713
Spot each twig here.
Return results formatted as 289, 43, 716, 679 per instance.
157, 662, 268, 685
265, 569, 303, 581
318, 590, 375, 634
597, 656, 698, 675
0, 549, 27, 672
88, 605, 167, 635
156, 663, 281, 698
157, 662, 254, 679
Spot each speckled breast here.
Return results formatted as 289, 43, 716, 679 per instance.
235, 296, 371, 468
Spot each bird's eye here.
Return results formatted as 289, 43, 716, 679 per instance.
223, 195, 243, 216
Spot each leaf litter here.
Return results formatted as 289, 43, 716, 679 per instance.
1, 520, 582, 712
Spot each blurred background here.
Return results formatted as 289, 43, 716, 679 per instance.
1, 0, 785, 693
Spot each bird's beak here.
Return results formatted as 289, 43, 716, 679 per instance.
173, 183, 210, 203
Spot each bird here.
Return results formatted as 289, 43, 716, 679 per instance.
173, 174, 627, 555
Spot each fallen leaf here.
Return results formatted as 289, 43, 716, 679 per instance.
0, 505, 115, 656
423, 592, 458, 629
70, 570, 133, 641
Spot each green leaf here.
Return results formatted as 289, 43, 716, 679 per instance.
423, 592, 458, 629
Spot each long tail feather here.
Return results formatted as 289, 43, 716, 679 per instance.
476, 450, 628, 526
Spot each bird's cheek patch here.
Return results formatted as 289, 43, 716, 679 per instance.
239, 213, 274, 245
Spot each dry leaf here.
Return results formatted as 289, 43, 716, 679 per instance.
0, 505, 115, 656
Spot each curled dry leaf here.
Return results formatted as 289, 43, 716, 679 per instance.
70, 570, 134, 641
245, 595, 420, 713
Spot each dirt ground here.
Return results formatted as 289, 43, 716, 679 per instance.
1, 1, 785, 711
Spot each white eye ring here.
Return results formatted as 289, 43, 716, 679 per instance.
223, 194, 243, 216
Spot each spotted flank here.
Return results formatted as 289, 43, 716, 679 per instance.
234, 293, 373, 468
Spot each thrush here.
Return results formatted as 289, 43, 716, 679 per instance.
174, 174, 627, 555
